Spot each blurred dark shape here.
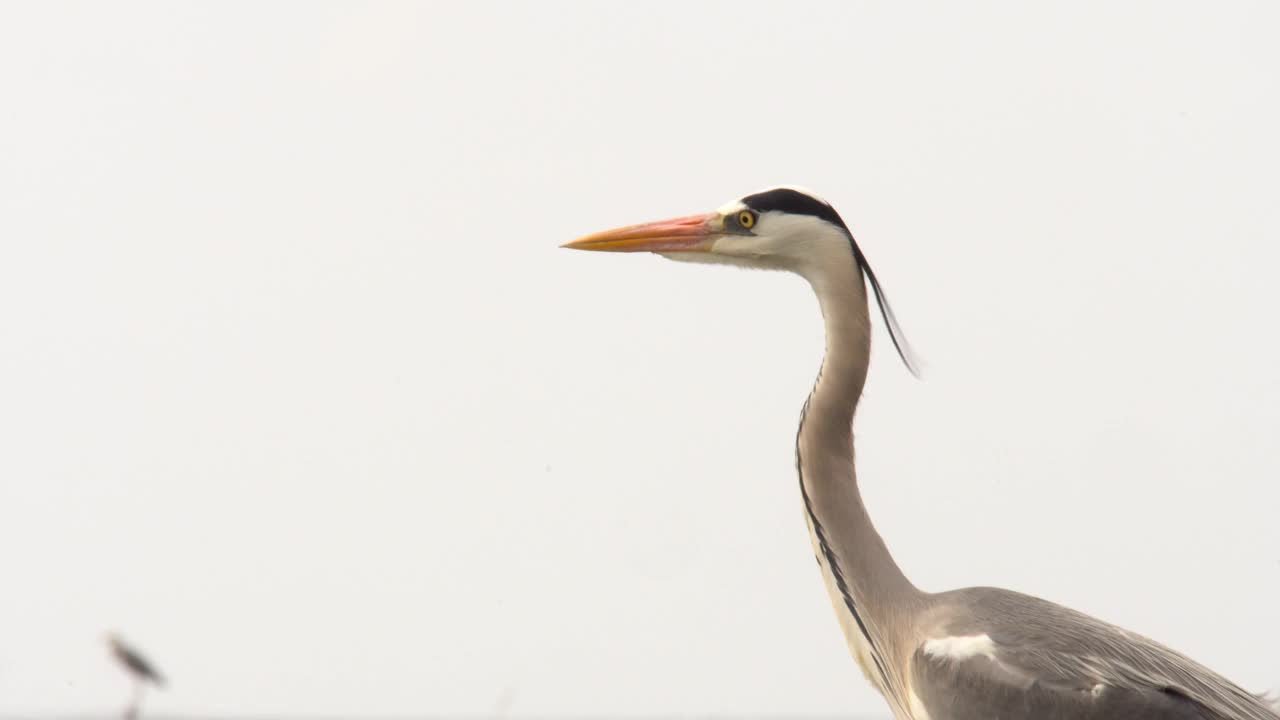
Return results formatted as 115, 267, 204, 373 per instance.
105, 632, 165, 719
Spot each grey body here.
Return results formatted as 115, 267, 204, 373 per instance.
910, 588, 1257, 720
566, 187, 1278, 720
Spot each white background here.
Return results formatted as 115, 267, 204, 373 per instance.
1, 2, 1277, 716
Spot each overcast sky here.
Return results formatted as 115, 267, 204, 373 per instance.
1, 2, 1278, 717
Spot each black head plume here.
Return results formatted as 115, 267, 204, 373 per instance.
742, 188, 921, 377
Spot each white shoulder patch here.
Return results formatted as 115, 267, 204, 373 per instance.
922, 633, 997, 661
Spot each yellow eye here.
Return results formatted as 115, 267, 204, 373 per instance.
738, 211, 756, 229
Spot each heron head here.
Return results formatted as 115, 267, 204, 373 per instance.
564, 185, 919, 375
562, 186, 857, 276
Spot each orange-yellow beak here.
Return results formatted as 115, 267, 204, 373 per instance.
562, 212, 719, 253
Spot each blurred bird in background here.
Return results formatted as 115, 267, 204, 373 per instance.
106, 632, 165, 719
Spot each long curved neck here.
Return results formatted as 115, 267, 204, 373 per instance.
798, 260, 919, 615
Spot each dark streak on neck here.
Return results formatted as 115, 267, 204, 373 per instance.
795, 392, 891, 692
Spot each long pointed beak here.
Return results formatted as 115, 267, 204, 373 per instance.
562, 212, 718, 253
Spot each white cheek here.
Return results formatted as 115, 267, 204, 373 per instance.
664, 244, 777, 272
655, 250, 730, 266
709, 234, 770, 258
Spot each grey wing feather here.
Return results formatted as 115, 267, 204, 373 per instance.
912, 587, 1278, 720
914, 645, 1207, 719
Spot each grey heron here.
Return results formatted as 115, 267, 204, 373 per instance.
563, 186, 1277, 720
106, 632, 164, 719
